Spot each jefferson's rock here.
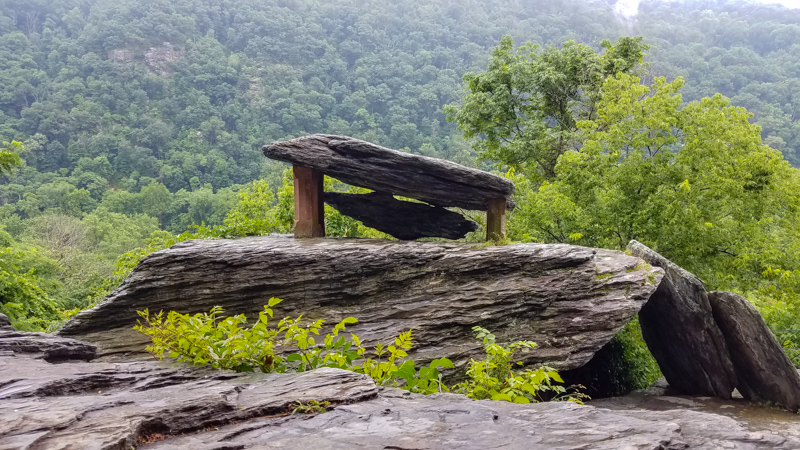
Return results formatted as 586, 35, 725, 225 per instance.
627, 240, 737, 398
324, 191, 478, 240
60, 237, 662, 371
264, 134, 515, 211
709, 291, 800, 412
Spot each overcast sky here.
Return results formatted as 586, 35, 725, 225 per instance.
616, 0, 800, 19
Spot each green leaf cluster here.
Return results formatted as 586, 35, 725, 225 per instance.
453, 327, 588, 404
134, 302, 583, 402
134, 299, 452, 395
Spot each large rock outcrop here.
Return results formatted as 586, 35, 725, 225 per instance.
59, 237, 663, 371
3, 331, 798, 449
627, 240, 737, 398
709, 291, 800, 412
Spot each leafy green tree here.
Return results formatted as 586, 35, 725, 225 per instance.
445, 36, 649, 179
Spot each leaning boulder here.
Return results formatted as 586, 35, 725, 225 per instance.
627, 240, 737, 398
324, 191, 478, 240
60, 237, 662, 371
708, 291, 800, 412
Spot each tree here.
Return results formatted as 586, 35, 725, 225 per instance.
445, 36, 649, 180
0, 141, 22, 176
510, 72, 798, 291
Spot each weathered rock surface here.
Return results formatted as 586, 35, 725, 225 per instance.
60, 237, 662, 371
263, 134, 515, 211
4, 331, 799, 450
0, 341, 377, 449
0, 329, 97, 361
628, 240, 737, 398
709, 291, 800, 412
0, 313, 11, 330
146, 390, 800, 449
324, 191, 478, 240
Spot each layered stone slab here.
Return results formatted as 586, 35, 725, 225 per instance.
59, 237, 662, 370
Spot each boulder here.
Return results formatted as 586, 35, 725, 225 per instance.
708, 291, 800, 412
59, 237, 662, 371
3, 330, 797, 450
324, 191, 478, 240
263, 134, 515, 211
627, 240, 737, 398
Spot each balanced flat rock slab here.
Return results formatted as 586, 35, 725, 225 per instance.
324, 191, 478, 240
263, 134, 515, 211
59, 237, 663, 371
709, 291, 800, 412
627, 240, 737, 399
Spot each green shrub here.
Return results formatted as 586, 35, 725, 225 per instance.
453, 327, 589, 404
135, 301, 583, 403
134, 298, 452, 394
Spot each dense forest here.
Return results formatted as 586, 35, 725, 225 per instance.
0, 0, 799, 368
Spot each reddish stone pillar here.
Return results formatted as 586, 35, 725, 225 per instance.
293, 165, 325, 238
486, 198, 507, 242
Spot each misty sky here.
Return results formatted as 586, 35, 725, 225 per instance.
617, 0, 800, 18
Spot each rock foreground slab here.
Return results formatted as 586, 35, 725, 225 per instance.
627, 240, 738, 398
3, 332, 799, 450
263, 134, 515, 211
59, 237, 662, 370
709, 291, 800, 412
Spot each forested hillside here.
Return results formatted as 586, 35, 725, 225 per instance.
1, 0, 800, 332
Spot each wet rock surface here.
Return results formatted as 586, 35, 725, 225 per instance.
58, 237, 662, 371
143, 388, 800, 449
6, 322, 800, 449
0, 328, 97, 362
628, 240, 737, 398
709, 291, 800, 412
0, 337, 378, 450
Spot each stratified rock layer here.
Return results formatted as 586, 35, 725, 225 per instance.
60, 237, 662, 370
709, 291, 800, 412
0, 329, 97, 362
0, 332, 377, 450
3, 331, 798, 450
324, 191, 478, 240
263, 134, 515, 211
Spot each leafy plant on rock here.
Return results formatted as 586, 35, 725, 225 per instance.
134, 298, 451, 394
453, 327, 589, 404
135, 300, 583, 402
